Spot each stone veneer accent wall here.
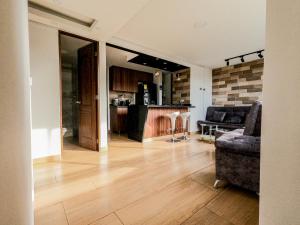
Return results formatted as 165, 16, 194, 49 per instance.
212, 59, 263, 106
172, 68, 190, 104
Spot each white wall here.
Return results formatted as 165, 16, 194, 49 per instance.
260, 0, 300, 224
190, 66, 212, 132
29, 22, 61, 159
29, 21, 108, 155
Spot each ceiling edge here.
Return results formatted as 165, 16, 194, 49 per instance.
108, 36, 212, 70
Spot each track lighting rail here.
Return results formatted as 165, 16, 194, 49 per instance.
225, 49, 264, 66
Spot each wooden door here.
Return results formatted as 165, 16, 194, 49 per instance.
78, 43, 98, 150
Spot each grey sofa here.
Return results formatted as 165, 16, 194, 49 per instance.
214, 101, 262, 192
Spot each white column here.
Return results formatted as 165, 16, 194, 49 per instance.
98, 41, 108, 148
0, 1, 33, 225
260, 0, 300, 225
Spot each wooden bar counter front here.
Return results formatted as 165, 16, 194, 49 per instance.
127, 105, 193, 142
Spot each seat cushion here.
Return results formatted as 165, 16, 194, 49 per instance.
197, 120, 244, 129
216, 132, 261, 156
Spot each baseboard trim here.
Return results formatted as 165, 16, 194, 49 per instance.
33, 155, 61, 165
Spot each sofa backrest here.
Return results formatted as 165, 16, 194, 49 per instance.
244, 101, 262, 137
206, 106, 251, 124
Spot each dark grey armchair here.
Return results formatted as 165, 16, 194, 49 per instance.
214, 101, 262, 192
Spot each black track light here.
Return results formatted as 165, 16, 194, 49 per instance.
225, 49, 264, 66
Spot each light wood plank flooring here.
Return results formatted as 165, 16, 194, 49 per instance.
34, 134, 259, 225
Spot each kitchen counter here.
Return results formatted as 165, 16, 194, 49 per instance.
127, 105, 193, 142
110, 105, 128, 134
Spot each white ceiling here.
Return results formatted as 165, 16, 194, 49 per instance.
32, 0, 266, 68
114, 0, 266, 68
31, 0, 152, 40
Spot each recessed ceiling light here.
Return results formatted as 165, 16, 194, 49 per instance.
164, 67, 167, 70
163, 62, 167, 65
193, 21, 208, 29
143, 62, 147, 65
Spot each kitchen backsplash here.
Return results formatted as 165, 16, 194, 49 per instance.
109, 91, 135, 104
172, 68, 190, 104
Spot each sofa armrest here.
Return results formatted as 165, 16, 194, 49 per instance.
216, 134, 261, 156
215, 130, 226, 140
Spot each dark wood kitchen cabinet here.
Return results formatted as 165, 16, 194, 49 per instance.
109, 66, 153, 92
110, 105, 128, 134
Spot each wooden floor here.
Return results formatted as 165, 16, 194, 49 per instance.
34, 134, 259, 225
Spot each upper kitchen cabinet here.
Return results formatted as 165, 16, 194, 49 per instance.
109, 66, 153, 92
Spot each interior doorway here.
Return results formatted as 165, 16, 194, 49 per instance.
59, 31, 99, 151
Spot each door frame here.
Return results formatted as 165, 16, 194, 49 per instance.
58, 30, 99, 152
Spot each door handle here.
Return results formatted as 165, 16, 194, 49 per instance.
75, 101, 81, 104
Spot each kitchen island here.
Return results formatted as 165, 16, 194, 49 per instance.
127, 105, 194, 142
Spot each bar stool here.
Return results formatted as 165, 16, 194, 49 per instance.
179, 112, 190, 140
166, 111, 180, 143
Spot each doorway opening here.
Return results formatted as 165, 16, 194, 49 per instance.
59, 31, 99, 151
106, 44, 190, 143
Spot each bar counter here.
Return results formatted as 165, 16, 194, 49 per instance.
127, 105, 194, 142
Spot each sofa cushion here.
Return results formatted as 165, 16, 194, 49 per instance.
212, 111, 226, 122
197, 120, 244, 129
216, 131, 261, 156
243, 101, 262, 136
230, 116, 242, 124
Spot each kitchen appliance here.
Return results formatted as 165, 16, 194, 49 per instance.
111, 98, 119, 106
136, 82, 157, 105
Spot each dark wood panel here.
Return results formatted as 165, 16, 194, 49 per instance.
143, 108, 188, 138
78, 43, 98, 151
110, 106, 128, 133
109, 66, 153, 92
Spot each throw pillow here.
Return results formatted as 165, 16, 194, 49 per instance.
235, 111, 246, 121
230, 116, 242, 124
212, 111, 226, 122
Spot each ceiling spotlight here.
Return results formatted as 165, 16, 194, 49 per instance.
240, 56, 245, 63
163, 62, 167, 65
257, 51, 263, 58
143, 62, 147, 65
